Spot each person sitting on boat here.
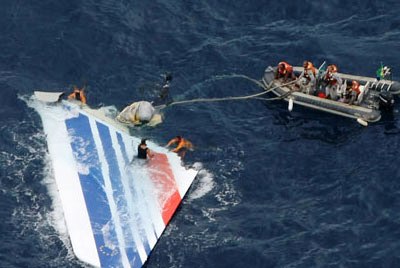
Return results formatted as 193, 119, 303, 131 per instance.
348, 80, 361, 105
137, 138, 153, 159
322, 64, 343, 100
296, 61, 317, 95
68, 86, 87, 104
275, 61, 295, 82
166, 136, 193, 158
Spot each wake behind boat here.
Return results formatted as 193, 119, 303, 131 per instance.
262, 63, 400, 125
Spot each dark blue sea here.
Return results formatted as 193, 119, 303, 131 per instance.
1, 1, 400, 267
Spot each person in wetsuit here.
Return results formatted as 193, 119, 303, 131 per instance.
137, 139, 153, 159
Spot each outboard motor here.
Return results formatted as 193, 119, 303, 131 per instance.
378, 91, 394, 111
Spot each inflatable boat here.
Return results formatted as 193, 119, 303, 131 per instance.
29, 92, 198, 268
262, 65, 399, 125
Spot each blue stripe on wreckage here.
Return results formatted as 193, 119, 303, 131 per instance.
116, 132, 154, 254
65, 113, 123, 268
96, 122, 143, 267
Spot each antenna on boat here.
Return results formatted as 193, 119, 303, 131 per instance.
316, 61, 326, 80
317, 61, 327, 72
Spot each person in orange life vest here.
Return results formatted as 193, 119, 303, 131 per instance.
137, 139, 153, 159
166, 136, 193, 158
297, 61, 317, 95
323, 64, 343, 100
275, 61, 295, 82
68, 86, 87, 104
348, 80, 361, 105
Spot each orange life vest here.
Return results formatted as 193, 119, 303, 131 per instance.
329, 64, 338, 73
68, 88, 87, 104
303, 61, 316, 80
168, 137, 193, 153
325, 65, 339, 85
351, 81, 360, 94
278, 61, 293, 75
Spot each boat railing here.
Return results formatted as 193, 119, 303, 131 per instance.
369, 80, 393, 92
357, 81, 370, 104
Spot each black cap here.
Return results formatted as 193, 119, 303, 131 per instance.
140, 139, 147, 145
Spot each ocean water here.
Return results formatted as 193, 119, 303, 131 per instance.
1, 1, 400, 267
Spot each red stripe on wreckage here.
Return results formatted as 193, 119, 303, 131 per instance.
147, 153, 182, 225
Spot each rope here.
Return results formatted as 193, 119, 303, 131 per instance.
155, 79, 297, 110
252, 91, 293, 101
211, 74, 270, 90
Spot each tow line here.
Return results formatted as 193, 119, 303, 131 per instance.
155, 78, 297, 110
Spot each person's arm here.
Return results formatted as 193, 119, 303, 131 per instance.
284, 72, 289, 80
81, 92, 87, 104
298, 70, 305, 80
308, 70, 316, 84
348, 91, 356, 105
185, 141, 193, 150
166, 138, 177, 147
147, 148, 154, 158
335, 73, 343, 86
172, 141, 183, 152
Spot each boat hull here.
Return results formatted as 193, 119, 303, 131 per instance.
262, 66, 382, 122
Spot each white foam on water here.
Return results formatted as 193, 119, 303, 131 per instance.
40, 154, 76, 261
25, 95, 100, 266
23, 96, 77, 261
188, 162, 215, 200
